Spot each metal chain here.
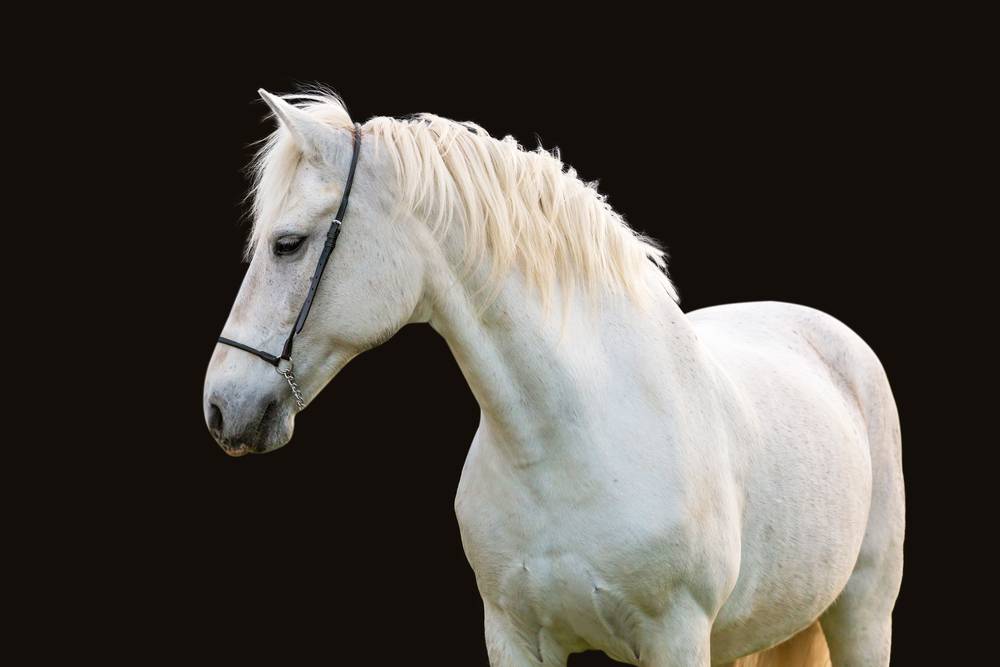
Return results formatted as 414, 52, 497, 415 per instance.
278, 368, 306, 410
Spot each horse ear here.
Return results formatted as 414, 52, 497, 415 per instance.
258, 89, 338, 165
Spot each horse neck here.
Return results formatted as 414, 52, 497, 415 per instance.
422, 237, 704, 466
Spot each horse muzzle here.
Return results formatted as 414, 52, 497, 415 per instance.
204, 387, 294, 455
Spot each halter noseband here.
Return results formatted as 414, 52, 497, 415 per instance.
217, 123, 363, 409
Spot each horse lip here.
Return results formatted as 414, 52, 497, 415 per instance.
223, 444, 253, 457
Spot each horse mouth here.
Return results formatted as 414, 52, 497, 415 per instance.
222, 444, 255, 457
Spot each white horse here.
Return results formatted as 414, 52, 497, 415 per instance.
204, 90, 904, 667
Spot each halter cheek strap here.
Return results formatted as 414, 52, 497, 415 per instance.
217, 123, 362, 409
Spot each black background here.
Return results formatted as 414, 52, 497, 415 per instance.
50, 29, 986, 665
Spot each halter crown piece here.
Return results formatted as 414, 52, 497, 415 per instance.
217, 123, 363, 410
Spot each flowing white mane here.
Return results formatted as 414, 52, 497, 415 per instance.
249, 93, 678, 306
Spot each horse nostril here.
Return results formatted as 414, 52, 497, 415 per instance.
208, 403, 224, 434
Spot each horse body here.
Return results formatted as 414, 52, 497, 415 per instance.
204, 91, 903, 666
446, 265, 901, 666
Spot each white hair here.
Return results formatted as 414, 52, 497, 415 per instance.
248, 93, 678, 308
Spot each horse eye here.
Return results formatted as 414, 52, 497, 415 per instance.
273, 236, 305, 256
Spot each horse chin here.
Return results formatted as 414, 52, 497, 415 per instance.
251, 430, 294, 455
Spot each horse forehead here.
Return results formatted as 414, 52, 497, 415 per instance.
281, 167, 324, 211
262, 176, 339, 233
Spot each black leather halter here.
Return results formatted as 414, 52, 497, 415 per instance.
217, 123, 362, 409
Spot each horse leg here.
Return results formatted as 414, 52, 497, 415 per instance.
483, 602, 569, 667
820, 570, 896, 667
636, 592, 713, 667
820, 373, 904, 667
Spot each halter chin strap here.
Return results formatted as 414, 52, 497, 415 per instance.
217, 123, 362, 407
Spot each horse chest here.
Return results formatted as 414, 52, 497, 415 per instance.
459, 519, 675, 657
455, 437, 734, 656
